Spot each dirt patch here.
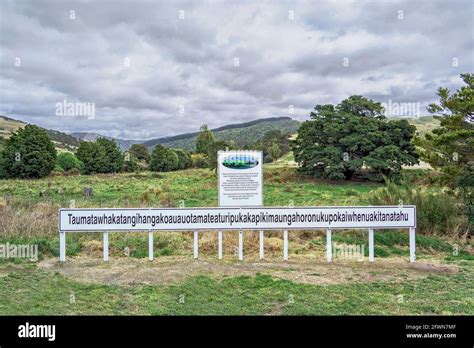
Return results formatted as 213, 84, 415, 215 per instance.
37, 254, 459, 286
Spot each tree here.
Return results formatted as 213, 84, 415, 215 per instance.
416, 73, 474, 184
56, 152, 84, 172
75, 141, 104, 174
123, 152, 139, 172
207, 140, 232, 170
267, 142, 281, 161
150, 144, 179, 172
293, 95, 419, 181
96, 138, 124, 173
76, 138, 123, 174
416, 73, 473, 228
195, 124, 215, 154
174, 149, 192, 170
129, 144, 150, 162
0, 125, 56, 178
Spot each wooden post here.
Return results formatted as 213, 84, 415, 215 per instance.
103, 231, 109, 262
409, 228, 416, 263
59, 231, 66, 262
326, 229, 332, 262
148, 231, 154, 261
259, 230, 264, 260
218, 230, 223, 260
368, 228, 374, 262
194, 230, 198, 259
283, 230, 288, 261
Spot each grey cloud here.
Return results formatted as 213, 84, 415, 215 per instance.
0, 0, 472, 139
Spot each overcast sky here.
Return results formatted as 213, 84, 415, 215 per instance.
0, 0, 472, 140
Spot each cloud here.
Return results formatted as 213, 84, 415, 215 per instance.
0, 0, 472, 139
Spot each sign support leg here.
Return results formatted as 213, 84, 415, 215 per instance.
148, 231, 154, 261
218, 230, 223, 260
259, 230, 264, 260
326, 229, 332, 262
238, 229, 243, 261
369, 228, 374, 262
283, 230, 288, 261
409, 228, 416, 263
194, 231, 198, 259
103, 231, 109, 262
59, 231, 66, 262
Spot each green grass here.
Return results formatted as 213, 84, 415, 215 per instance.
0, 266, 472, 315
0, 167, 379, 207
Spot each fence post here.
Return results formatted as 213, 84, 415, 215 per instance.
194, 231, 198, 259
326, 229, 332, 262
368, 228, 374, 262
409, 228, 416, 263
238, 229, 243, 261
59, 231, 66, 262
283, 230, 288, 261
218, 230, 223, 260
259, 230, 264, 260
103, 231, 109, 262
148, 231, 154, 261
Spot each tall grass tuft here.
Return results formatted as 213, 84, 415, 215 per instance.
369, 181, 469, 238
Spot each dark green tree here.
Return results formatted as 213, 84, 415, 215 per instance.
207, 140, 232, 170
416, 73, 473, 228
75, 138, 123, 174
96, 138, 124, 173
129, 143, 150, 162
195, 124, 215, 154
150, 144, 179, 172
0, 125, 56, 178
174, 149, 192, 169
416, 73, 474, 183
293, 95, 419, 180
123, 152, 139, 172
75, 141, 104, 174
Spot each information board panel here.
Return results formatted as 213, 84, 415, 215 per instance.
217, 150, 263, 207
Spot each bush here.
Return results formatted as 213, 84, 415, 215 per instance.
174, 149, 192, 169
75, 138, 123, 174
369, 181, 469, 237
191, 153, 208, 168
264, 155, 274, 163
56, 152, 83, 172
149, 144, 179, 172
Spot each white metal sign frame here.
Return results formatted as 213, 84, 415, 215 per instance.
58, 206, 417, 264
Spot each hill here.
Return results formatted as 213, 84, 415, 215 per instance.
70, 132, 141, 151
0, 115, 79, 151
143, 116, 301, 151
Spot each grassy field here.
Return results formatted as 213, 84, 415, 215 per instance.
0, 165, 472, 315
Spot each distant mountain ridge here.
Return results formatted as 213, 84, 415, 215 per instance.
70, 132, 141, 151
0, 115, 79, 151
143, 116, 301, 151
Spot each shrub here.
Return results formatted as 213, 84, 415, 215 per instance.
56, 152, 83, 172
369, 181, 469, 237
174, 149, 192, 169
149, 144, 179, 172
191, 153, 208, 168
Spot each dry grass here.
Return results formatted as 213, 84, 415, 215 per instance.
0, 199, 59, 238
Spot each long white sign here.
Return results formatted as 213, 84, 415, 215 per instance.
59, 206, 416, 231
218, 150, 263, 207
